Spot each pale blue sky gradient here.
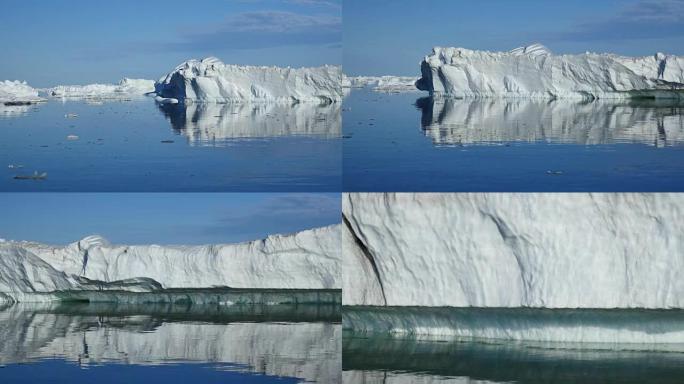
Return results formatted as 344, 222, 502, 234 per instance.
0, 0, 341, 87
0, 193, 340, 245
344, 0, 684, 76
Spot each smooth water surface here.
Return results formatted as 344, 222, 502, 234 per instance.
343, 332, 684, 383
0, 302, 341, 383
0, 100, 341, 191
343, 89, 684, 191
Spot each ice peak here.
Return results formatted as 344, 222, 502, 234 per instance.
76, 235, 110, 250
509, 43, 552, 57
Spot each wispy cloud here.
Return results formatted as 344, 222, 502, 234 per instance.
167, 10, 341, 51
557, 0, 684, 41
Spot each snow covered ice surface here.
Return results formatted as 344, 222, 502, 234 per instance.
342, 193, 684, 309
416, 43, 684, 99
0, 80, 45, 104
342, 75, 419, 93
0, 303, 341, 383
0, 225, 341, 303
155, 57, 343, 104
158, 101, 340, 144
45, 78, 155, 99
418, 98, 684, 146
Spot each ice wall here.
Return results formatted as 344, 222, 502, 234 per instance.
343, 193, 684, 308
46, 78, 154, 99
416, 43, 684, 99
1, 224, 341, 302
155, 57, 343, 104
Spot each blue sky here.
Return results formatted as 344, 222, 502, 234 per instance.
0, 0, 341, 87
344, 0, 684, 76
0, 193, 340, 245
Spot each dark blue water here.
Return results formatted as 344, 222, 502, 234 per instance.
343, 89, 684, 191
0, 100, 341, 191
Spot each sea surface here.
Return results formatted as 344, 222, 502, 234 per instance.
343, 89, 684, 191
0, 302, 341, 383
0, 99, 341, 191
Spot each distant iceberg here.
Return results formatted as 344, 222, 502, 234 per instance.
416, 43, 684, 99
342, 75, 419, 93
0, 225, 341, 303
46, 78, 155, 99
155, 57, 343, 104
0, 80, 45, 104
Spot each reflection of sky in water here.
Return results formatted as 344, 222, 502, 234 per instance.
343, 332, 684, 384
418, 98, 684, 147
343, 90, 684, 192
0, 303, 341, 383
0, 100, 341, 191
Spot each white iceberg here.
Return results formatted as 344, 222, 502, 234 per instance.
343, 193, 684, 308
343, 75, 419, 93
0, 224, 341, 303
0, 80, 45, 104
46, 78, 155, 99
155, 57, 343, 104
416, 43, 684, 99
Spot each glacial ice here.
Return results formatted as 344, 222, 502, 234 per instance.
0, 80, 45, 104
343, 193, 684, 308
416, 43, 684, 99
158, 101, 340, 144
0, 225, 341, 303
0, 303, 341, 383
46, 78, 155, 99
342, 75, 419, 93
418, 98, 684, 146
155, 57, 343, 104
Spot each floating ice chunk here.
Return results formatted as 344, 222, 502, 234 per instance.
155, 57, 343, 104
342, 75, 419, 93
416, 43, 684, 99
47, 78, 155, 99
0, 80, 45, 104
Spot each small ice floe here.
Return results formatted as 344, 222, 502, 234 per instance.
7, 164, 24, 169
66, 134, 79, 140
546, 170, 564, 175
154, 96, 179, 104
64, 113, 79, 118
14, 171, 47, 180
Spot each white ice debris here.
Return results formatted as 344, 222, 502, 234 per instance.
343, 193, 684, 308
342, 74, 419, 93
155, 57, 343, 104
0, 225, 341, 303
416, 43, 684, 99
0, 80, 45, 104
46, 78, 155, 99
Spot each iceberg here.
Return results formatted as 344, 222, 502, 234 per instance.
416, 43, 684, 99
343, 193, 684, 308
0, 224, 341, 303
418, 98, 684, 146
0, 80, 45, 104
46, 78, 155, 99
158, 101, 340, 144
342, 75, 419, 93
155, 57, 343, 104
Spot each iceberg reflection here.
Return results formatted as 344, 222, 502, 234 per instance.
418, 98, 684, 147
0, 302, 341, 383
343, 333, 684, 384
158, 102, 341, 145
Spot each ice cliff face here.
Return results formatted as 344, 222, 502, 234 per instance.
155, 57, 343, 104
158, 101, 340, 144
0, 80, 44, 104
46, 78, 155, 99
343, 193, 684, 308
419, 98, 684, 146
0, 225, 341, 303
416, 43, 684, 99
